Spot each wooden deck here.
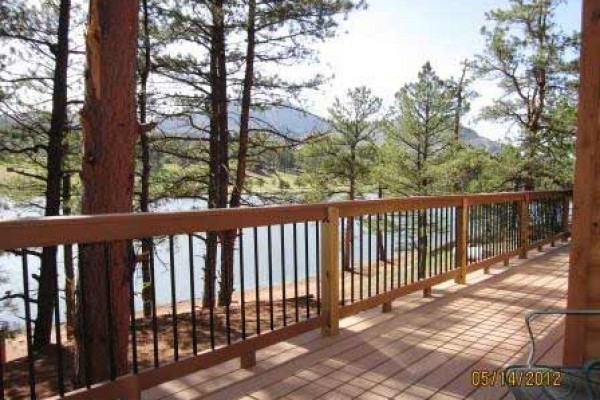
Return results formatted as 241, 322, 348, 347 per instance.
143, 244, 569, 400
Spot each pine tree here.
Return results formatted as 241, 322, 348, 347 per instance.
299, 86, 381, 270
77, 0, 139, 383
476, 0, 579, 190
0, 0, 80, 349
378, 62, 455, 280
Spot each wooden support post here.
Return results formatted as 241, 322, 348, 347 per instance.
240, 351, 257, 369
321, 207, 340, 337
382, 302, 392, 313
519, 194, 530, 259
565, 0, 600, 366
503, 258, 510, 267
454, 198, 468, 285
423, 288, 432, 298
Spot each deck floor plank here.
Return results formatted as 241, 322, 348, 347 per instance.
143, 245, 569, 400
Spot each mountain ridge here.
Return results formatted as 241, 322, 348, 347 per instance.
157, 105, 502, 153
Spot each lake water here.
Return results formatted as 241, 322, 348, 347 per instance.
0, 197, 455, 328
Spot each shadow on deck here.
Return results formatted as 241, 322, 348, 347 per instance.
143, 244, 569, 400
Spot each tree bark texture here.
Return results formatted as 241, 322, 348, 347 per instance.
77, 0, 138, 384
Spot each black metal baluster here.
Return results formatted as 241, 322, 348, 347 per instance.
268, 225, 275, 330
103, 244, 117, 380
188, 235, 198, 354
445, 207, 450, 271
478, 205, 483, 261
368, 214, 372, 296
293, 223, 299, 323
449, 207, 453, 269
54, 245, 65, 393
489, 204, 494, 257
473, 205, 477, 262
391, 212, 395, 289
148, 239, 159, 367
411, 210, 415, 283
341, 218, 346, 305
350, 217, 355, 303
433, 208, 438, 276
544, 199, 552, 239
496, 204, 501, 256
428, 208, 433, 278
500, 203, 504, 253
239, 229, 247, 339
512, 201, 516, 249
383, 213, 388, 292
21, 251, 36, 398
403, 211, 407, 285
483, 204, 487, 259
208, 236, 216, 350
497, 204, 502, 256
304, 221, 310, 319
470, 205, 475, 264
280, 225, 287, 326
128, 242, 138, 375
254, 227, 261, 334
441, 208, 446, 272
315, 221, 321, 314
375, 214, 380, 294
359, 216, 364, 300
168, 236, 178, 361
226, 301, 232, 346
491, 204, 496, 257
434, 208, 439, 275
492, 204, 497, 257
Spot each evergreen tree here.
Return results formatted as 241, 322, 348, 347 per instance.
377, 62, 455, 280
377, 62, 455, 196
0, 0, 82, 349
299, 86, 381, 270
476, 0, 579, 190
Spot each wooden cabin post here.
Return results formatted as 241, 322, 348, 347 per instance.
564, 0, 600, 366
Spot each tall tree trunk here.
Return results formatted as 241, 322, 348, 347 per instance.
62, 171, 75, 341
139, 0, 153, 318
77, 0, 138, 384
203, 0, 229, 306
33, 0, 71, 350
208, 0, 233, 307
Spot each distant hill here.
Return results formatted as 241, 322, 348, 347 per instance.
460, 126, 502, 154
157, 106, 501, 153
157, 105, 329, 140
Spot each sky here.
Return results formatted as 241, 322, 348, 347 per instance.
300, 0, 582, 142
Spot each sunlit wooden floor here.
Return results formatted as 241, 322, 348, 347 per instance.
143, 244, 569, 400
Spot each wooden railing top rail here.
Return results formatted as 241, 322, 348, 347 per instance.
0, 190, 571, 250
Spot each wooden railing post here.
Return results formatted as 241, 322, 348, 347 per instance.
321, 207, 340, 337
454, 198, 468, 285
519, 194, 530, 259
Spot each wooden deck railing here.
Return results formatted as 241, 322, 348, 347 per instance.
0, 190, 572, 399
